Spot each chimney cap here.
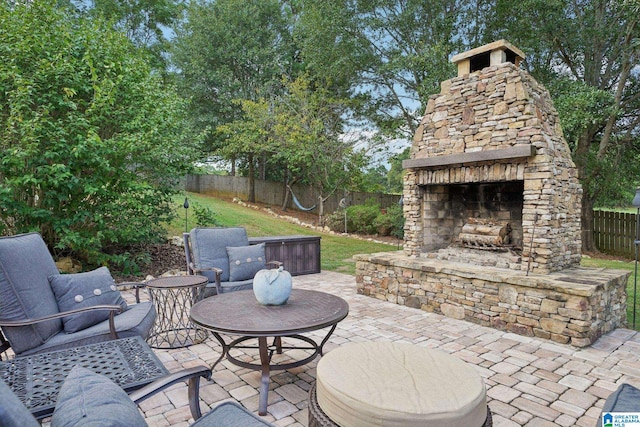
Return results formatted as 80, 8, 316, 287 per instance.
451, 39, 525, 65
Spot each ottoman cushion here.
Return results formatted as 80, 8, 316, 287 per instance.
316, 341, 487, 427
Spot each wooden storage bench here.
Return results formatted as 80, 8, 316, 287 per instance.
249, 235, 321, 276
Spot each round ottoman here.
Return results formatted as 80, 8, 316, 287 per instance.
309, 341, 491, 427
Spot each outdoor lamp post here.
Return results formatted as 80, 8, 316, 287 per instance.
183, 197, 190, 233
633, 187, 640, 329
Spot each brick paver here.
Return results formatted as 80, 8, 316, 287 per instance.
121, 271, 640, 426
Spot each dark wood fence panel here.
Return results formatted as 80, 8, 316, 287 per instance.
184, 174, 401, 214
593, 210, 636, 259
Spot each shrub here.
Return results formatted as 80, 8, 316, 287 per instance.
386, 204, 405, 239
325, 210, 348, 233
193, 203, 220, 227
327, 200, 404, 238
373, 211, 394, 236
373, 204, 404, 237
345, 204, 380, 235
0, 2, 200, 271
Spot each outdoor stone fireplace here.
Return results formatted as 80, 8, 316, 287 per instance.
355, 41, 630, 347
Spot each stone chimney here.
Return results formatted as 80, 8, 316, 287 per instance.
451, 39, 525, 76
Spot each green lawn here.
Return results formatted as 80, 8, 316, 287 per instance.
170, 192, 640, 329
167, 192, 394, 275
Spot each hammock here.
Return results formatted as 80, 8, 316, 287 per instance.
288, 186, 317, 211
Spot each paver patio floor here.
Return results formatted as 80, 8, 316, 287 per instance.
131, 270, 640, 427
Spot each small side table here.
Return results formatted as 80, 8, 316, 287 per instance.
146, 275, 209, 349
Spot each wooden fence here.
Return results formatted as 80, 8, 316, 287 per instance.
593, 210, 637, 259
184, 174, 401, 214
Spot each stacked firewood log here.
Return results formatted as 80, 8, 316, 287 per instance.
458, 218, 511, 249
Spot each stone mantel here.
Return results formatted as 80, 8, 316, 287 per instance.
402, 145, 536, 170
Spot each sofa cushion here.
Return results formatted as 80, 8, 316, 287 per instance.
227, 243, 266, 281
0, 232, 62, 354
50, 267, 128, 333
190, 227, 249, 283
0, 379, 40, 427
51, 366, 147, 427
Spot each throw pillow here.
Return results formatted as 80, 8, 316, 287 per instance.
49, 266, 128, 333
226, 243, 266, 281
51, 366, 147, 427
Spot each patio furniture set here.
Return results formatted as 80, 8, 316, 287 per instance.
1, 227, 632, 426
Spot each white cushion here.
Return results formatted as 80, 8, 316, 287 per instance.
316, 342, 487, 427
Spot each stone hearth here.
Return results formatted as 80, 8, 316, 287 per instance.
355, 251, 629, 347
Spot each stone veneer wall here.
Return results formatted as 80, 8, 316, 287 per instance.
355, 252, 630, 347
403, 62, 582, 274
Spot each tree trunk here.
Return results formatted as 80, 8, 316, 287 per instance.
281, 170, 290, 211
573, 128, 598, 253
259, 152, 266, 180
581, 191, 596, 252
248, 153, 255, 203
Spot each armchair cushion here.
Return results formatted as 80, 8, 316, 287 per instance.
49, 267, 128, 334
51, 366, 147, 427
602, 383, 640, 413
189, 227, 249, 283
227, 243, 266, 281
0, 232, 62, 354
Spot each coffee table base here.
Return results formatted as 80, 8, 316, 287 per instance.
209, 324, 338, 415
190, 289, 349, 416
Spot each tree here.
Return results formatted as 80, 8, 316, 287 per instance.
296, 0, 462, 139
270, 75, 368, 222
219, 75, 367, 221
216, 99, 273, 203
0, 1, 199, 269
71, 0, 185, 71
171, 0, 295, 200
387, 147, 410, 193
483, 0, 640, 251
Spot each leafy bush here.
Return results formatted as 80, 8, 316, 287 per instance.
0, 2, 200, 271
373, 204, 404, 237
325, 210, 348, 233
386, 204, 405, 239
373, 211, 394, 236
193, 203, 220, 227
345, 203, 380, 235
327, 202, 404, 238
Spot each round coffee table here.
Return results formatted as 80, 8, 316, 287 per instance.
190, 289, 349, 415
146, 275, 209, 349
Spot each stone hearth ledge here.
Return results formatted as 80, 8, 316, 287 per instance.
355, 251, 630, 347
